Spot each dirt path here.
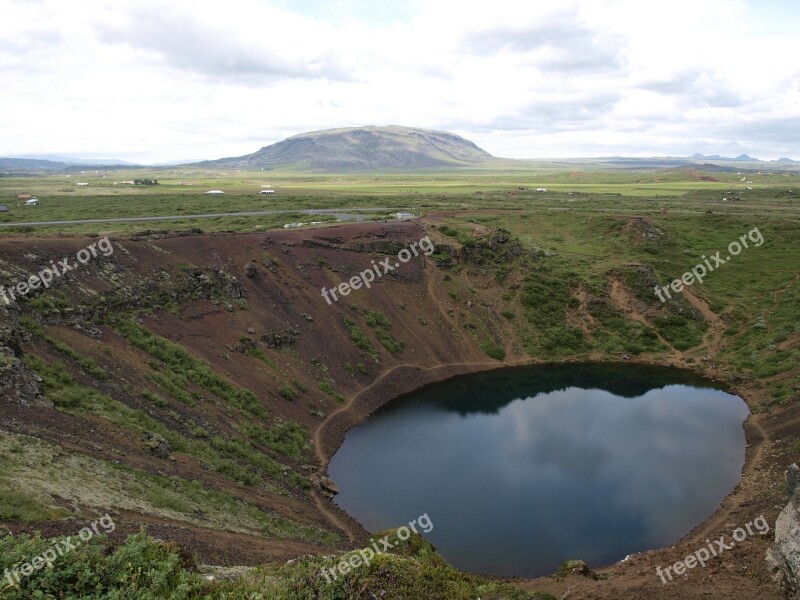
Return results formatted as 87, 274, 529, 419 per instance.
310, 261, 529, 542
308, 488, 359, 543
682, 286, 727, 354
609, 279, 677, 353
686, 412, 770, 543
312, 362, 419, 468
773, 273, 799, 308
609, 277, 730, 361
312, 358, 531, 468
309, 359, 530, 543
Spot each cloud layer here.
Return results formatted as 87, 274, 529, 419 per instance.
1, 0, 798, 162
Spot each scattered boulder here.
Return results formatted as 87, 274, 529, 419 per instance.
767, 464, 800, 596
260, 329, 298, 349
243, 261, 258, 278
625, 217, 664, 243
146, 433, 171, 458
557, 559, 599, 581
320, 477, 338, 495
0, 327, 47, 408
310, 474, 339, 498
788, 464, 800, 495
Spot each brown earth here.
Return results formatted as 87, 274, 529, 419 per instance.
1, 219, 798, 598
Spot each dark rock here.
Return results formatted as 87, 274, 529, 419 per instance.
260, 329, 298, 349
146, 433, 171, 458
788, 464, 800, 496
558, 560, 599, 580
243, 261, 258, 278
767, 465, 800, 596
320, 476, 338, 495
309, 474, 339, 498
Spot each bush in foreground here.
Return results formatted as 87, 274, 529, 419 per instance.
1, 529, 554, 599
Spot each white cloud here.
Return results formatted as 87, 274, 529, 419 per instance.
0, 0, 798, 162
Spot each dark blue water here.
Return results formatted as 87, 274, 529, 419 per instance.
328, 364, 749, 577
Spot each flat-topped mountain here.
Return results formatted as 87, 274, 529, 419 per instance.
198, 125, 493, 171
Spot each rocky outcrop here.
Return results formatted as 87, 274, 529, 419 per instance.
348, 240, 408, 255
557, 559, 599, 581
625, 217, 664, 243
0, 323, 46, 408
260, 329, 298, 349
243, 261, 258, 278
310, 474, 339, 499
767, 464, 800, 597
146, 433, 172, 458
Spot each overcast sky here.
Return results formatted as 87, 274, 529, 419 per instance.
2, 0, 798, 163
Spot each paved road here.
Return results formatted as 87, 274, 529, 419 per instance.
0, 208, 391, 228
5, 205, 796, 228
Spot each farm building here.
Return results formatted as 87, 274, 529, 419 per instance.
259, 189, 275, 195
205, 190, 225, 195
76, 182, 89, 186
17, 193, 32, 200
0, 205, 8, 213
395, 212, 414, 220
26, 198, 39, 206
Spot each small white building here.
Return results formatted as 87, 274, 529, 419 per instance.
536, 187, 548, 192
205, 190, 225, 195
26, 198, 39, 206
259, 189, 275, 195
76, 182, 89, 186
395, 212, 414, 220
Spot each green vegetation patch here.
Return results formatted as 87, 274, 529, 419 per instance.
115, 318, 267, 419
0, 488, 70, 523
317, 379, 345, 404
23, 355, 302, 488
519, 265, 589, 355
343, 317, 379, 361
0, 529, 552, 599
364, 309, 405, 354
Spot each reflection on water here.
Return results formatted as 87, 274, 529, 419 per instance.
328, 364, 750, 577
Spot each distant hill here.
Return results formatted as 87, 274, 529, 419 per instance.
688, 152, 797, 163
690, 152, 759, 162
0, 156, 137, 172
196, 125, 494, 171
11, 154, 138, 166
0, 157, 71, 171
